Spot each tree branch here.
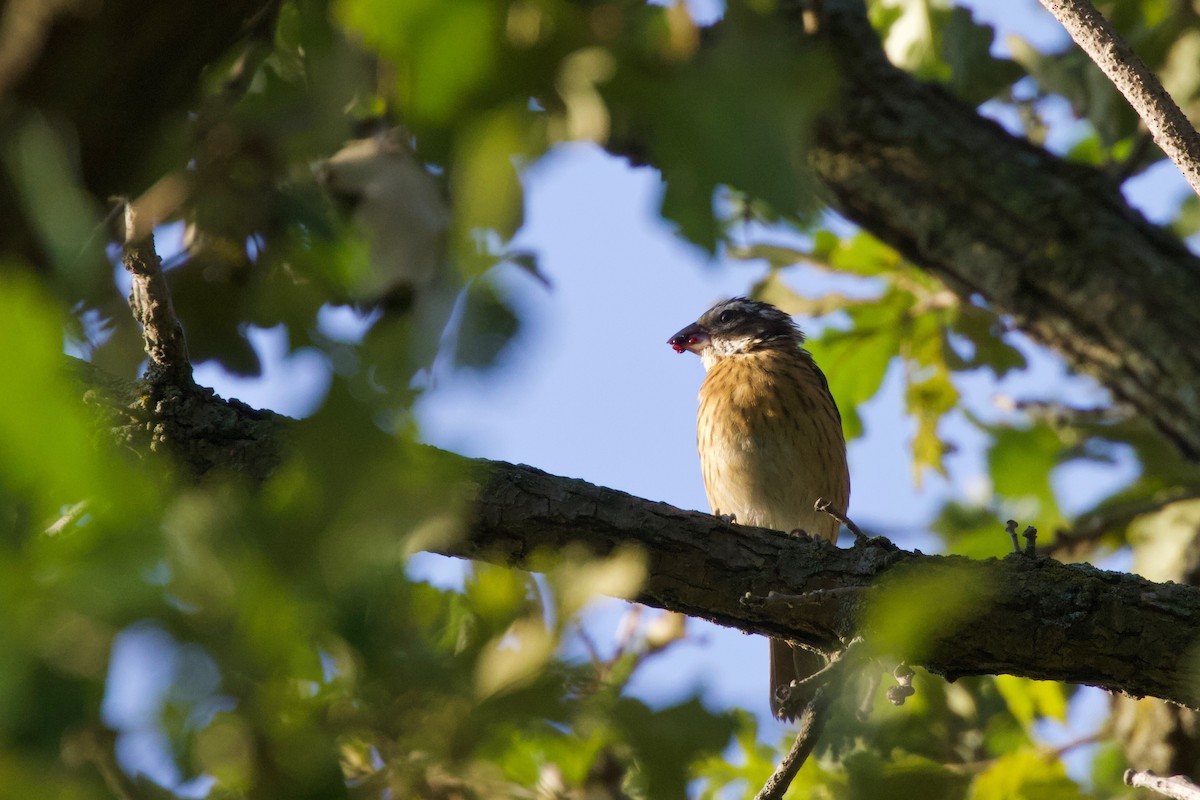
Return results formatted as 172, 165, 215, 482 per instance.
72, 363, 1200, 709
1036, 0, 1200, 200
1125, 769, 1200, 800
806, 9, 1200, 462
122, 202, 193, 387
447, 458, 1200, 708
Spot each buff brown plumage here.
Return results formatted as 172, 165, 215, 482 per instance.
669, 297, 849, 720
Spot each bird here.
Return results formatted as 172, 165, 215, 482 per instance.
668, 297, 850, 720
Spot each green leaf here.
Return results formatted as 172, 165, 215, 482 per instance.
336, 0, 500, 125
613, 697, 736, 799
930, 501, 1008, 559
986, 423, 1066, 531
613, 9, 837, 250
969, 750, 1085, 800
453, 275, 521, 370
864, 561, 997, 662
993, 675, 1067, 726
946, 305, 1026, 378
0, 276, 160, 524
844, 749, 970, 800
941, 7, 1024, 104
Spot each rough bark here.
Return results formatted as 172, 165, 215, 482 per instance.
8, 3, 1200, 459
76, 363, 1200, 710
808, 10, 1200, 460
458, 457, 1200, 709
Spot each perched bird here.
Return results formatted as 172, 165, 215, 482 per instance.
668, 297, 850, 720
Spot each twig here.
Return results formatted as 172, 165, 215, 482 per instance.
45, 500, 88, 535
754, 689, 833, 800
1124, 769, 1200, 800
815, 497, 869, 543
1036, 0, 1200, 200
757, 638, 866, 799
1022, 525, 1038, 556
61, 725, 142, 800
1041, 490, 1200, 556
122, 202, 193, 387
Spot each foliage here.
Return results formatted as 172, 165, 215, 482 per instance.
4, 0, 1200, 797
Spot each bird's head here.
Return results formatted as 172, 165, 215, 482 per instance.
668, 297, 804, 368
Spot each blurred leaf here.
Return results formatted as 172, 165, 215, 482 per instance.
2, 117, 108, 296
865, 562, 997, 662
931, 502, 1009, 559
452, 106, 538, 263
941, 7, 1025, 105
613, 697, 736, 799
454, 275, 521, 370
986, 423, 1066, 531
475, 616, 556, 699
968, 750, 1085, 800
1089, 742, 1131, 796
946, 305, 1026, 378
543, 545, 646, 621
615, 9, 837, 250
843, 749, 970, 800
0, 276, 160, 523
1007, 35, 1139, 150
993, 675, 1067, 726
336, 0, 500, 125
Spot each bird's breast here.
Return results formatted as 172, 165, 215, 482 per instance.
697, 350, 848, 538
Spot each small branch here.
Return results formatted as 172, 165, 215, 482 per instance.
122, 202, 193, 387
1006, 519, 1021, 554
1041, 490, 1200, 556
757, 638, 867, 799
1124, 769, 1200, 800
44, 500, 89, 535
1036, 0, 1200, 199
61, 725, 142, 800
754, 690, 832, 800
816, 497, 869, 543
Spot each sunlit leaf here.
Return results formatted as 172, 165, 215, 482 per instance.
993, 675, 1067, 726
968, 750, 1085, 800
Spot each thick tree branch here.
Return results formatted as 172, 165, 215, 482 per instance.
10, 2, 1200, 462
1036, 0, 1200, 199
806, 9, 1200, 461
73, 363, 1200, 709
446, 458, 1200, 708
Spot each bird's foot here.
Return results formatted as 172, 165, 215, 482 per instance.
814, 498, 871, 545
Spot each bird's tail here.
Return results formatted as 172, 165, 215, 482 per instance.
769, 639, 829, 721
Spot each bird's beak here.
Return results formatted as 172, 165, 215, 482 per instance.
668, 322, 710, 354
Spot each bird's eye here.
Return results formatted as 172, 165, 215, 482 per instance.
718, 310, 734, 324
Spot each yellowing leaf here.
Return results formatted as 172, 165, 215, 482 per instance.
994, 675, 1068, 725
475, 617, 555, 699
969, 750, 1085, 800
548, 544, 646, 620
